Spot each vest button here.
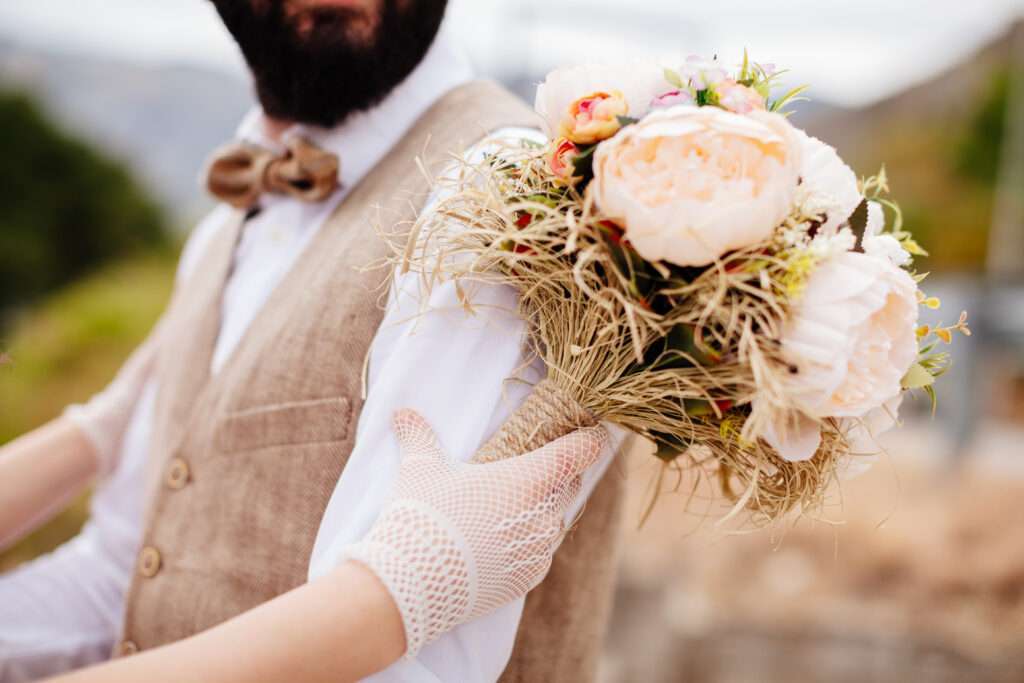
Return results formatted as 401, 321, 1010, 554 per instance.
118, 639, 139, 656
165, 457, 191, 490
138, 546, 162, 578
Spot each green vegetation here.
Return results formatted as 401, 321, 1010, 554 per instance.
955, 69, 1010, 185
0, 89, 169, 320
0, 255, 176, 441
838, 67, 1014, 272
0, 88, 177, 569
0, 255, 176, 570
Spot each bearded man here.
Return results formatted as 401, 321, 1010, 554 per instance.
0, 2, 627, 682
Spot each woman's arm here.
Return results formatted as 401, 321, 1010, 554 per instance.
50, 561, 405, 683
47, 411, 608, 683
0, 417, 98, 550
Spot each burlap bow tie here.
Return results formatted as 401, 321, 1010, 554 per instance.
204, 137, 340, 209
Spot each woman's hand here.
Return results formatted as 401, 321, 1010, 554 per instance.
343, 409, 609, 656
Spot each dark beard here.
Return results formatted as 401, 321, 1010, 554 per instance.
212, 0, 448, 127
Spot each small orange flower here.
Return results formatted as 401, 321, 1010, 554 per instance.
547, 137, 581, 184
559, 90, 628, 145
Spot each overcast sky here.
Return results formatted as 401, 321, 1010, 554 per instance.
1, 0, 1022, 106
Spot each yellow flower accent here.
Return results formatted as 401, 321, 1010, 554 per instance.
719, 414, 754, 449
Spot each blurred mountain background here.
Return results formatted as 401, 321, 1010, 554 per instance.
0, 36, 250, 224
802, 22, 1020, 272
0, 4, 1022, 682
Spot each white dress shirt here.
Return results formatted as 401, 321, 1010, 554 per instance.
0, 32, 618, 683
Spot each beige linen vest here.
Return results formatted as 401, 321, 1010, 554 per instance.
118, 81, 627, 682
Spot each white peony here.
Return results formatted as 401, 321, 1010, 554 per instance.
590, 105, 802, 266
836, 396, 902, 479
794, 130, 862, 235
763, 251, 919, 461
862, 200, 911, 266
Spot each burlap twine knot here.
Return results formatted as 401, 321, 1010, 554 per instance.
473, 378, 597, 463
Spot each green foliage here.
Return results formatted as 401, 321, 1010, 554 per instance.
859, 168, 928, 258
0, 89, 169, 319
570, 143, 597, 185
663, 67, 684, 89
954, 69, 1010, 185
665, 52, 807, 115
901, 362, 936, 390
0, 255, 175, 441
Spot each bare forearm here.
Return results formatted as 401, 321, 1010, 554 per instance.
0, 417, 98, 550
49, 562, 406, 683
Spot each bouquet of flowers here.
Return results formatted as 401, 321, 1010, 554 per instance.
395, 54, 969, 522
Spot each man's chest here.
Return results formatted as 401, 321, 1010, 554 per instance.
212, 198, 336, 374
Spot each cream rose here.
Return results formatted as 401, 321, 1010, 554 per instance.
590, 105, 802, 266
534, 62, 667, 140
559, 91, 629, 144
763, 251, 919, 461
548, 137, 581, 184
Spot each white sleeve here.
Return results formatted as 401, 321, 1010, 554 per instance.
308, 129, 621, 682
0, 380, 160, 681
0, 536, 124, 681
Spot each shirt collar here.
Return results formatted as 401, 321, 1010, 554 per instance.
235, 27, 473, 192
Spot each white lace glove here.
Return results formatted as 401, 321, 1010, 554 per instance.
341, 409, 608, 657
63, 330, 161, 476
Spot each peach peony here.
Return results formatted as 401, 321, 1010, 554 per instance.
763, 251, 919, 461
590, 105, 802, 266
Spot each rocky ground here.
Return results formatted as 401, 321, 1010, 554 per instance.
599, 421, 1024, 683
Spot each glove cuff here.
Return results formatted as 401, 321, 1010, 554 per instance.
339, 499, 476, 658
63, 403, 119, 477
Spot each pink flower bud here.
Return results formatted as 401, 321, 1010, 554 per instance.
650, 89, 695, 109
